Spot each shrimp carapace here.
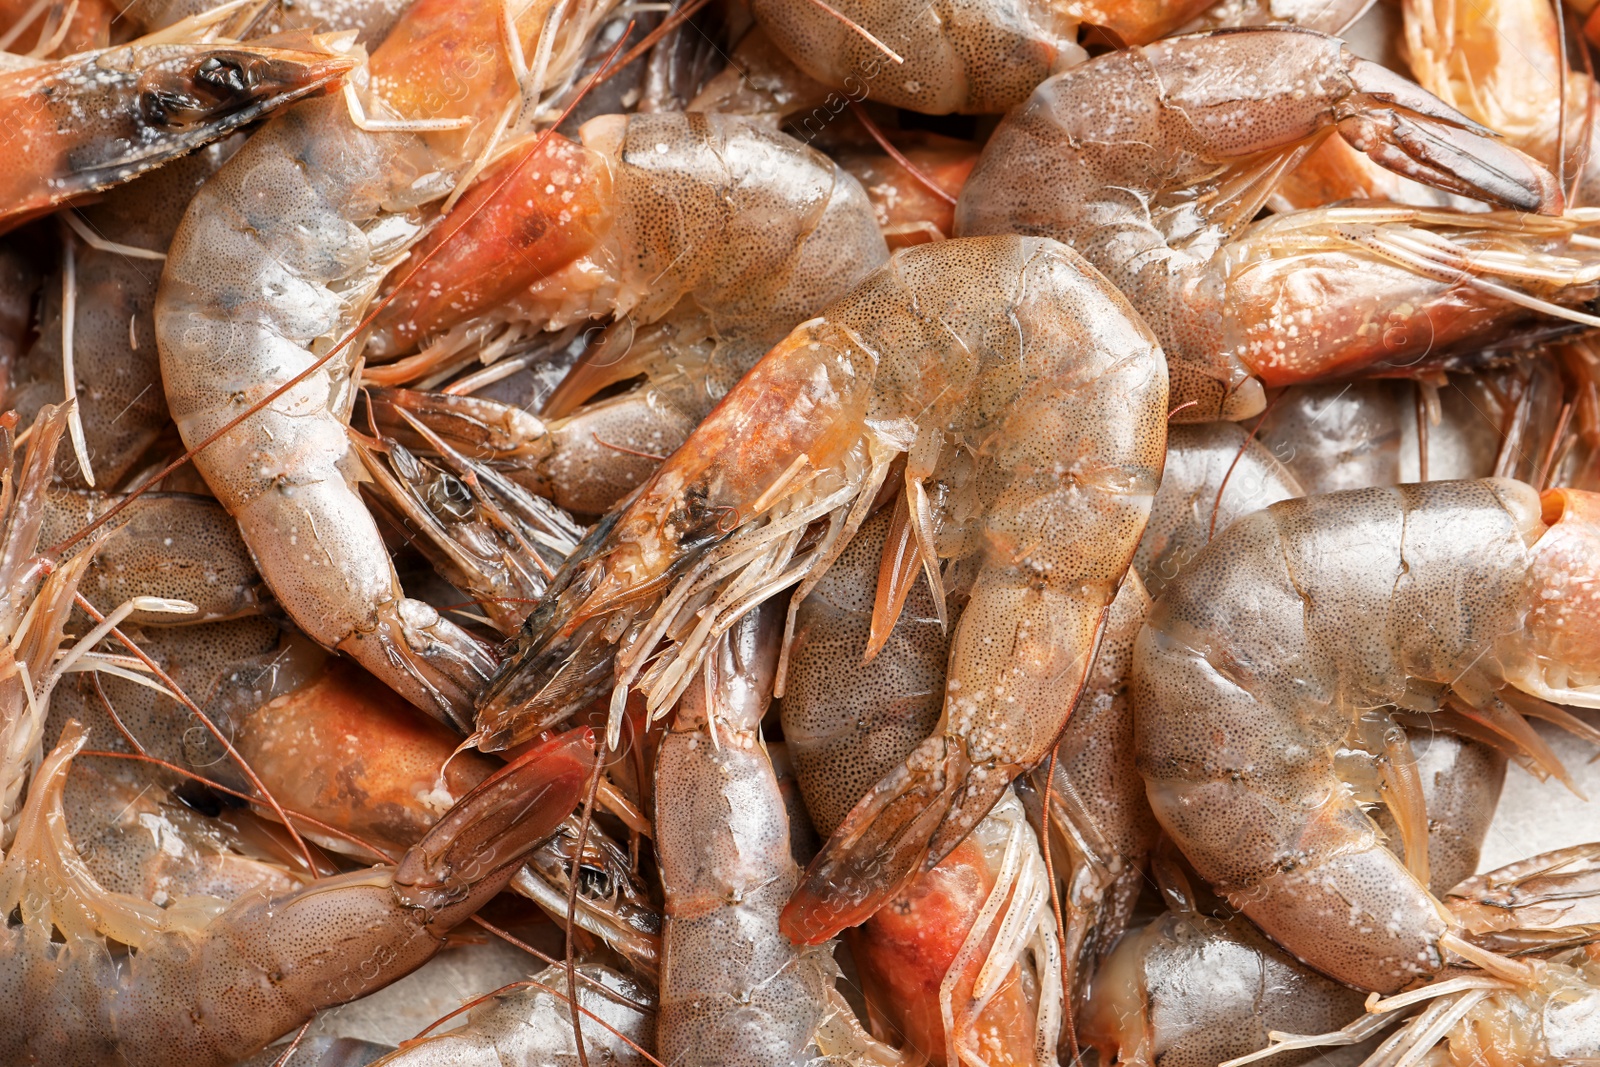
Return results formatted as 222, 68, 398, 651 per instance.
1134, 479, 1600, 993
0, 32, 355, 233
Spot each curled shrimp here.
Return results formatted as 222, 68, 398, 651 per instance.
1134, 479, 1600, 993
0, 719, 594, 1065
0, 16, 354, 233
154, 0, 623, 726
783, 507, 1062, 1065
477, 234, 1168, 947
955, 28, 1581, 420
359, 110, 889, 515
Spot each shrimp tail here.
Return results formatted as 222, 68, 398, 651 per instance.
781, 736, 996, 944
337, 599, 498, 735
1336, 56, 1564, 214
1444, 842, 1600, 956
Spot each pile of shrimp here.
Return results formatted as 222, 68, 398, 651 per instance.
6, 0, 1600, 1062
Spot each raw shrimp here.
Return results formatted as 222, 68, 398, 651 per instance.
361, 111, 889, 515
1133, 479, 1600, 992
653, 607, 838, 1066
782, 508, 1062, 1066
476, 236, 1168, 948
1081, 910, 1372, 1067
155, 0, 622, 725
0, 719, 594, 1066
12, 140, 235, 490
955, 29, 1582, 420
0, 22, 354, 232
366, 961, 655, 1066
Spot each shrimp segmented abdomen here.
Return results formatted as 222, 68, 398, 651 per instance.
1132, 478, 1588, 992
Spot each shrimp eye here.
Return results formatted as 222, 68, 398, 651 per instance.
195, 55, 260, 97
427, 475, 475, 521
137, 88, 199, 128
576, 864, 612, 898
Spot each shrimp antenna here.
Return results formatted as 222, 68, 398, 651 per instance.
591, 0, 714, 89
847, 101, 957, 206
48, 21, 638, 561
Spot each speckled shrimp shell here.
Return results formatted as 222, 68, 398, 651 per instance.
1134, 479, 1600, 993
360, 110, 889, 516
955, 28, 1586, 421
154, 0, 621, 727
476, 235, 1168, 954
746, 0, 1372, 116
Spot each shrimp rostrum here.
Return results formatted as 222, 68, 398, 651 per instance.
477, 234, 1169, 944
1134, 479, 1600, 994
0, 15, 355, 232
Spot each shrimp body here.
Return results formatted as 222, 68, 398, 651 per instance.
0, 31, 354, 232
365, 111, 889, 515
1081, 910, 1370, 1067
480, 235, 1168, 947
655, 609, 835, 1066
955, 29, 1569, 420
155, 0, 616, 724
1133, 479, 1600, 992
0, 721, 594, 1066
